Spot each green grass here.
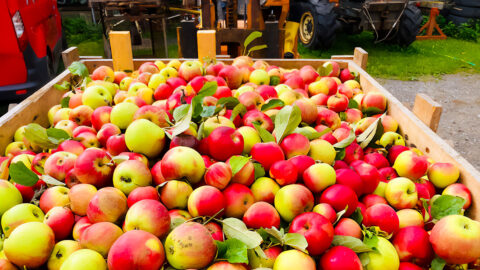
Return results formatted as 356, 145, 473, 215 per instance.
298, 32, 480, 80
76, 40, 105, 57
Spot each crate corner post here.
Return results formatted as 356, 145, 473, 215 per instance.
109, 31, 134, 73
197, 30, 216, 63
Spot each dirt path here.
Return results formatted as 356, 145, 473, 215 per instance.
376, 73, 480, 170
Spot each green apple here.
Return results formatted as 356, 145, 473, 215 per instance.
1, 203, 45, 237
308, 139, 336, 165
234, 85, 255, 98
60, 249, 107, 270
373, 181, 387, 198
11, 153, 34, 168
359, 237, 399, 270
4, 222, 55, 268
0, 180, 22, 216
160, 66, 178, 79
385, 177, 418, 210
82, 85, 112, 110
47, 240, 82, 270
125, 119, 166, 158
48, 105, 62, 125
237, 126, 261, 154
378, 132, 405, 148
110, 102, 139, 129
88, 80, 118, 97
203, 116, 235, 137
249, 69, 270, 85
13, 126, 26, 142
127, 82, 148, 97
148, 73, 167, 89
113, 159, 152, 195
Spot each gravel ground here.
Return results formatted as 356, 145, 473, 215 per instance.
376, 73, 480, 170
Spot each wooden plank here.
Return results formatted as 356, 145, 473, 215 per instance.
62, 47, 80, 67
354, 47, 368, 70
0, 70, 70, 154
109, 31, 134, 72
331, 55, 354, 61
348, 61, 480, 220
197, 30, 216, 63
412, 93, 443, 132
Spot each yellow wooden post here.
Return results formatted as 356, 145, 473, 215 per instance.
197, 30, 216, 63
109, 31, 134, 72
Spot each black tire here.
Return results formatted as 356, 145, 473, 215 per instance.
450, 5, 480, 18
297, 0, 337, 49
454, 0, 480, 8
447, 14, 473, 25
393, 4, 422, 47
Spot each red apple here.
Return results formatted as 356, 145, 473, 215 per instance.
334, 218, 362, 239
393, 226, 433, 266
243, 201, 281, 229
243, 110, 274, 132
223, 183, 255, 218
320, 246, 362, 270
269, 160, 298, 186
74, 148, 114, 188
289, 212, 334, 256
204, 162, 232, 190
363, 204, 399, 235
44, 206, 75, 241
251, 142, 285, 171
127, 186, 160, 208
319, 184, 358, 216
188, 185, 225, 217
207, 127, 244, 161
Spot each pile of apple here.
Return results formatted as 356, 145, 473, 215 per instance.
0, 56, 479, 270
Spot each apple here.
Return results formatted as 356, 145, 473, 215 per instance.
223, 183, 255, 218
132, 105, 169, 127
308, 139, 336, 165
87, 187, 127, 223
72, 216, 92, 241
249, 69, 270, 85
96, 123, 121, 146
243, 201, 281, 229
4, 222, 55, 268
339, 68, 356, 82
91, 65, 114, 82
364, 204, 399, 234
204, 162, 232, 190
303, 163, 336, 193
327, 94, 348, 112
169, 209, 192, 231
207, 262, 248, 270
279, 133, 310, 159
69, 105, 93, 126
44, 206, 75, 241
124, 119, 165, 158
188, 185, 225, 217
269, 160, 298, 186
82, 85, 112, 109
427, 162, 460, 188
362, 194, 388, 208
178, 60, 203, 81
55, 120, 79, 136
430, 215, 480, 264
352, 161, 381, 195
53, 107, 72, 125
113, 159, 152, 194
74, 148, 114, 188
250, 177, 280, 203
72, 125, 96, 137
0, 180, 22, 216
206, 62, 225, 76
161, 146, 206, 184
61, 249, 107, 270
1, 203, 45, 237
334, 218, 362, 239
80, 221, 123, 257
236, 126, 261, 154
150, 161, 166, 186
47, 240, 82, 270
229, 157, 255, 186
257, 85, 277, 100
68, 183, 97, 216
289, 212, 334, 255
322, 61, 340, 77
320, 246, 362, 270
106, 134, 127, 156
362, 92, 387, 113
393, 151, 429, 181
39, 186, 70, 213
164, 222, 216, 269
273, 250, 316, 270
251, 142, 285, 171
393, 226, 433, 266
442, 183, 471, 209
319, 184, 358, 216
43, 151, 77, 181
154, 83, 173, 100
159, 180, 193, 209
274, 184, 314, 222
56, 140, 85, 157
205, 221, 224, 241
385, 177, 418, 209
207, 126, 244, 161
238, 91, 265, 110
312, 203, 337, 224
396, 209, 424, 229
218, 65, 243, 89
204, 116, 236, 137
359, 236, 399, 270
127, 186, 159, 207
335, 168, 363, 196
124, 199, 170, 238
110, 102, 139, 129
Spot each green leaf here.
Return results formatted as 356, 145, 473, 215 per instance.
360, 254, 370, 268
68, 61, 90, 77
215, 239, 249, 264
197, 122, 205, 140
24, 123, 57, 149
252, 122, 275, 143
192, 81, 218, 118
333, 129, 356, 149
350, 208, 364, 226
222, 218, 263, 249
335, 148, 346, 161
273, 105, 302, 144
9, 162, 39, 187
230, 103, 247, 122
244, 31, 263, 50
200, 106, 217, 118
261, 99, 284, 111
60, 96, 70, 108
173, 104, 190, 122
270, 76, 280, 86
42, 175, 66, 186
170, 104, 193, 137
261, 227, 285, 244
363, 107, 383, 116
332, 235, 373, 253
339, 112, 347, 121
229, 156, 251, 176
54, 81, 71, 92
431, 195, 465, 220
334, 207, 347, 225
46, 128, 71, 144
217, 97, 240, 109
247, 45, 268, 57
420, 198, 431, 222
253, 162, 265, 179
283, 233, 308, 253
293, 127, 331, 140
363, 231, 379, 251
112, 155, 129, 164
348, 99, 359, 109
357, 115, 384, 149
431, 257, 446, 270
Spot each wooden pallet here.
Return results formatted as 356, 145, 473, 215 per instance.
1, 47, 480, 220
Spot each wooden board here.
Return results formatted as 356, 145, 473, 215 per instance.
1, 57, 479, 221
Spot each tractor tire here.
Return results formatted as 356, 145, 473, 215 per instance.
447, 14, 473, 25
297, 0, 337, 49
454, 0, 480, 8
450, 5, 480, 18
393, 4, 422, 47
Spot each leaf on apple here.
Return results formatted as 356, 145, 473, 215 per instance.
24, 124, 71, 149
270, 76, 280, 86
215, 239, 249, 264
431, 257, 446, 270
192, 81, 218, 118
348, 99, 359, 109
261, 99, 284, 112
339, 111, 347, 121
68, 61, 90, 78
420, 198, 431, 222
9, 162, 39, 187
46, 128, 71, 144
173, 104, 190, 122
333, 129, 356, 149
170, 104, 193, 138
293, 127, 331, 140
217, 97, 240, 109
273, 105, 302, 144
357, 114, 384, 149
362, 107, 383, 117
331, 235, 373, 253
42, 175, 66, 186
334, 207, 348, 225
335, 148, 346, 161
359, 254, 370, 268
362, 228, 380, 251
229, 156, 252, 176
54, 81, 72, 92
230, 103, 247, 122
200, 106, 216, 118
197, 122, 205, 140
283, 233, 308, 253
431, 195, 465, 220
252, 122, 275, 143
60, 96, 70, 108
253, 162, 265, 179
221, 218, 263, 249
257, 227, 284, 245
112, 155, 129, 164
350, 207, 364, 226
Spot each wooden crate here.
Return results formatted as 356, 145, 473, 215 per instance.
1, 48, 480, 221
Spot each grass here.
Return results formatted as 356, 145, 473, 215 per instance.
76, 40, 105, 57
298, 32, 480, 80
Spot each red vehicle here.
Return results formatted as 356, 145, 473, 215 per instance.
0, 0, 63, 101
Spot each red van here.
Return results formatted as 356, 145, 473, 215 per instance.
0, 0, 63, 101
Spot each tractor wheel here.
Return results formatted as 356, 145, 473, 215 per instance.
393, 4, 422, 47
450, 5, 480, 18
298, 1, 337, 49
454, 0, 480, 8
447, 14, 472, 25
